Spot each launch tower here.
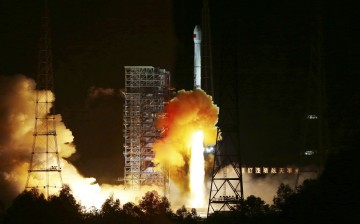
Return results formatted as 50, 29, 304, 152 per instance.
25, 0, 63, 198
296, 2, 329, 186
207, 0, 244, 216
123, 66, 171, 192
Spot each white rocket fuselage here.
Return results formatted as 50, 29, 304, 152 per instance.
193, 25, 201, 89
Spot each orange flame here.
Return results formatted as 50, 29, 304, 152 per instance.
153, 89, 218, 200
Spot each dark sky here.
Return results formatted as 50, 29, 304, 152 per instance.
0, 0, 359, 184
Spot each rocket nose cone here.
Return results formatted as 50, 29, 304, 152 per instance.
194, 25, 200, 33
193, 25, 202, 42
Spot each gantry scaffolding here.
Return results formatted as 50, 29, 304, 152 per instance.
123, 66, 171, 192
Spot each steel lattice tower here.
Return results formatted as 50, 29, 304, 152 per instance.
25, 0, 63, 198
296, 2, 329, 187
123, 66, 171, 194
207, 129, 243, 214
207, 1, 244, 216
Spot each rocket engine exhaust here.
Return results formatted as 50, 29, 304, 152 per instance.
193, 25, 202, 89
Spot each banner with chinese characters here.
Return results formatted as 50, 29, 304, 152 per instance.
241, 167, 300, 174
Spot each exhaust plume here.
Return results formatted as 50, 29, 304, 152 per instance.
152, 89, 219, 205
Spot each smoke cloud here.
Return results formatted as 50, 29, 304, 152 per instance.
0, 75, 41, 203
217, 165, 319, 205
0, 75, 80, 204
0, 75, 157, 208
152, 89, 219, 198
245, 171, 319, 204
0, 76, 213, 210
1, 75, 313, 209
87, 86, 120, 99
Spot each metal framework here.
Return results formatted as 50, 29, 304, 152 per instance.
123, 66, 171, 192
207, 130, 243, 214
25, 0, 63, 198
296, 3, 329, 187
207, 1, 244, 216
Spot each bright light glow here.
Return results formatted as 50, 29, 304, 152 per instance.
152, 89, 219, 206
307, 114, 318, 119
305, 150, 316, 156
204, 145, 215, 153
189, 131, 205, 208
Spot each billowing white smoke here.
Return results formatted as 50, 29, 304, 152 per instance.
0, 75, 161, 208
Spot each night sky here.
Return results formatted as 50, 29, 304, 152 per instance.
0, 0, 359, 186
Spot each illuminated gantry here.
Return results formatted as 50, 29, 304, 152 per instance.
123, 66, 172, 193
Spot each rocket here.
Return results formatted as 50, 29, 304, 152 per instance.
193, 25, 202, 89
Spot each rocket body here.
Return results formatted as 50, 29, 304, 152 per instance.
193, 25, 202, 89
